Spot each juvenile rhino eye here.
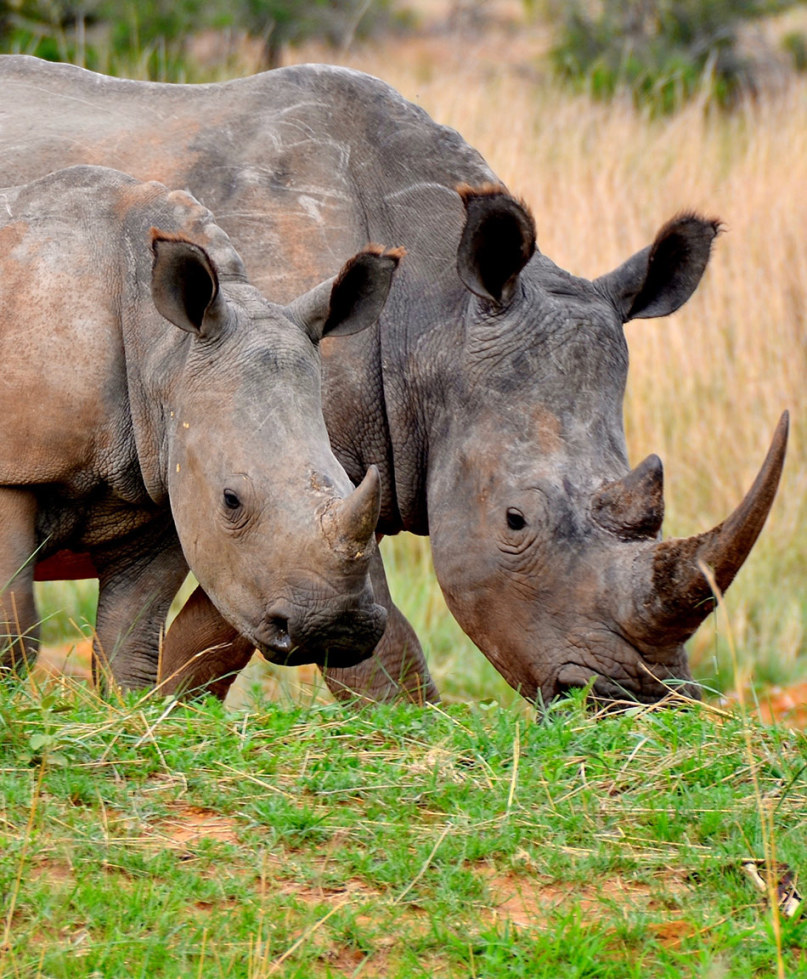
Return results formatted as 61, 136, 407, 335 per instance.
506, 508, 527, 531
223, 489, 241, 510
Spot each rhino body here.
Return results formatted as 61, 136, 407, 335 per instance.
0, 57, 787, 704
0, 163, 400, 688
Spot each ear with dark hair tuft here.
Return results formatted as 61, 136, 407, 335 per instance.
595, 213, 722, 323
456, 185, 536, 305
287, 245, 405, 343
324, 245, 405, 338
150, 229, 226, 338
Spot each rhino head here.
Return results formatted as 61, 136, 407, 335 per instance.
427, 186, 787, 705
149, 234, 401, 669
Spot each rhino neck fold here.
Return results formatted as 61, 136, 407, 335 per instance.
119, 270, 188, 507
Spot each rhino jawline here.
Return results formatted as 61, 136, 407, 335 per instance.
555, 663, 701, 706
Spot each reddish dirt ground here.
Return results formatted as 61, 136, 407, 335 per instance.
746, 682, 807, 728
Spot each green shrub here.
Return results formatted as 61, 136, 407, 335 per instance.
549, 0, 804, 114
0, 0, 397, 80
782, 28, 807, 71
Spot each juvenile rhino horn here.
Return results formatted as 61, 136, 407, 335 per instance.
634, 412, 788, 643
592, 454, 664, 539
327, 466, 381, 555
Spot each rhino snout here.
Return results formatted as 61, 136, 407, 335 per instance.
311, 601, 388, 669
254, 599, 387, 669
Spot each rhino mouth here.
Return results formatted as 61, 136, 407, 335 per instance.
257, 642, 381, 670
555, 663, 702, 706
253, 602, 388, 670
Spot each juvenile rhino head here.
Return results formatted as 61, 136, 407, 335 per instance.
427, 186, 787, 705
150, 232, 402, 668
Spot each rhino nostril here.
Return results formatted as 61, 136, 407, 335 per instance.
265, 615, 291, 653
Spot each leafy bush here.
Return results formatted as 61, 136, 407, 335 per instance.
782, 28, 807, 71
230, 0, 395, 68
549, 0, 805, 113
0, 0, 395, 79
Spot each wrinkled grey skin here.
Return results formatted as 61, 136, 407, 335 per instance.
0, 164, 400, 689
0, 58, 787, 705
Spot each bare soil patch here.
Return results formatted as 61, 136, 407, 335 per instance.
152, 803, 241, 848
481, 865, 690, 930
30, 858, 75, 886
751, 681, 807, 728
724, 682, 807, 729
35, 640, 93, 681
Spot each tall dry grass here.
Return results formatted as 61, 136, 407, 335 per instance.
284, 13, 807, 693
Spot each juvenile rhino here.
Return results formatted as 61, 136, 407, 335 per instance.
0, 164, 401, 689
0, 59, 787, 705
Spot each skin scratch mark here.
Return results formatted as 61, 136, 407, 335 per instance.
298, 195, 325, 225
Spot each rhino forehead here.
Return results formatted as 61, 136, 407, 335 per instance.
180, 309, 320, 406
237, 339, 322, 397
463, 311, 629, 410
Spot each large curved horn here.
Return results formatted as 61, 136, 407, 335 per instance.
592, 454, 664, 539
632, 412, 788, 643
322, 466, 381, 556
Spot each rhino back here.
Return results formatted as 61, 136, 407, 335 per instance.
0, 57, 492, 299
0, 169, 136, 486
0, 57, 498, 531
0, 164, 241, 508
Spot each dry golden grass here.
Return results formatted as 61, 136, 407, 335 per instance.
283, 4, 807, 689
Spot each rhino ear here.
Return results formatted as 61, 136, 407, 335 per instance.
456, 184, 536, 305
595, 213, 722, 322
150, 229, 226, 339
287, 245, 405, 342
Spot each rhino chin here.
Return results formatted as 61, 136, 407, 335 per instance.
554, 661, 701, 706
256, 640, 381, 671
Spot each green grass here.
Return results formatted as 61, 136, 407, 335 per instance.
0, 679, 805, 977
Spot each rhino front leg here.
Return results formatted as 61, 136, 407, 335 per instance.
0, 487, 40, 675
94, 526, 189, 691
322, 546, 440, 705
159, 586, 255, 700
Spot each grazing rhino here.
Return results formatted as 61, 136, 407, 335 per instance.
0, 163, 402, 689
0, 58, 787, 705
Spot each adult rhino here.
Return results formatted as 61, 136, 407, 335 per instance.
0, 163, 401, 689
0, 57, 787, 706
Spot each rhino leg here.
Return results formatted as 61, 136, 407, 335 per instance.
321, 548, 440, 705
93, 526, 189, 691
0, 488, 40, 676
159, 585, 255, 700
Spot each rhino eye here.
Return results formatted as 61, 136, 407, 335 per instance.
223, 489, 241, 511
506, 508, 527, 531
